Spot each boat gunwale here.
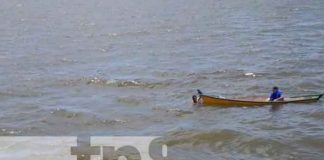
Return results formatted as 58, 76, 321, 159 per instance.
290, 94, 323, 99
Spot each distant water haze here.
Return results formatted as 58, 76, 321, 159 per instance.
0, 0, 323, 159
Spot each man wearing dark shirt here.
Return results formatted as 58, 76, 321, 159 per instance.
270, 86, 283, 101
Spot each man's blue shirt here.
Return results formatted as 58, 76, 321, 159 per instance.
270, 90, 282, 101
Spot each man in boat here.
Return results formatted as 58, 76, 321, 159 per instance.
269, 86, 284, 101
192, 90, 204, 104
192, 95, 199, 104
192, 95, 203, 104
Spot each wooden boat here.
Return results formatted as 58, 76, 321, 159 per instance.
193, 90, 323, 107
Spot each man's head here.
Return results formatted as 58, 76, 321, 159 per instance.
192, 95, 197, 103
272, 86, 279, 93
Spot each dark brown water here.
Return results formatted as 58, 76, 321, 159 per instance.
0, 0, 324, 159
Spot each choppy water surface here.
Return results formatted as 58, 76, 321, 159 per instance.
1, 0, 324, 159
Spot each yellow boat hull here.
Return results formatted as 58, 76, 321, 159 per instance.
196, 94, 323, 107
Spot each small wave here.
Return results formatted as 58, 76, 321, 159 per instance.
103, 30, 151, 38
87, 77, 144, 87
152, 107, 194, 117
47, 78, 85, 88
306, 111, 324, 120
297, 81, 323, 90
244, 72, 256, 77
49, 108, 81, 119
0, 90, 43, 98
117, 97, 148, 106
0, 128, 22, 136
166, 109, 194, 117
47, 108, 127, 127
164, 129, 241, 146
86, 77, 170, 89
187, 70, 261, 80
80, 117, 128, 127
163, 129, 295, 158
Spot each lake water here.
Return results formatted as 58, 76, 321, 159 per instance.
0, 0, 324, 159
